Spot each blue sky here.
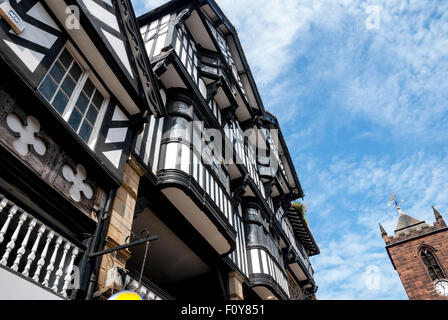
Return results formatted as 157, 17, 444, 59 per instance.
131, 0, 448, 300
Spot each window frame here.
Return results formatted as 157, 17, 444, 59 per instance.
420, 247, 446, 282
38, 42, 109, 150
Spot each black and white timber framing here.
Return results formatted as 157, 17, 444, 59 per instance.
0, 0, 319, 300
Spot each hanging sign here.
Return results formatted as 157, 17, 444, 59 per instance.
108, 290, 144, 300
0, 0, 25, 34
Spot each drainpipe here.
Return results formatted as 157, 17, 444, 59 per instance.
85, 188, 116, 300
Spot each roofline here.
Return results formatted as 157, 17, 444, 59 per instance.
138, 0, 266, 116
265, 111, 304, 199
287, 206, 320, 256
386, 226, 448, 249
205, 0, 266, 114
394, 221, 426, 233
202, 0, 304, 199
137, 0, 303, 198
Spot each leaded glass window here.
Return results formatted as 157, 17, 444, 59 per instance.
39, 48, 82, 115
421, 248, 445, 281
141, 14, 170, 58
38, 47, 107, 145
68, 78, 103, 142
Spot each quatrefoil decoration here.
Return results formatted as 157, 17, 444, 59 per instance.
6, 113, 47, 156
62, 164, 94, 202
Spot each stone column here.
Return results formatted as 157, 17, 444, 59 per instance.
96, 156, 145, 297
229, 271, 244, 300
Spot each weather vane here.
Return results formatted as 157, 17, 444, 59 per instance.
388, 193, 405, 215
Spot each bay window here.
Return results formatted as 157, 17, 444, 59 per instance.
245, 206, 284, 268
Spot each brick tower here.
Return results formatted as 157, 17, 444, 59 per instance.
380, 195, 448, 300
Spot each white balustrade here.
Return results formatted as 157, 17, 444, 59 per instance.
0, 205, 18, 244
22, 224, 45, 277
0, 198, 8, 213
125, 275, 165, 300
32, 231, 54, 282
43, 236, 63, 287
0, 195, 82, 298
52, 242, 71, 292
1, 211, 27, 265
61, 247, 79, 297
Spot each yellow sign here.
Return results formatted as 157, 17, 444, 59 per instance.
108, 290, 144, 300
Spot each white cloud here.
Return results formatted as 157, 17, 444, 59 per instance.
219, 0, 448, 140
217, 0, 321, 85
130, 0, 448, 299
304, 151, 448, 299
312, 229, 405, 300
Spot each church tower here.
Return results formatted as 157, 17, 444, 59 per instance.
379, 194, 448, 299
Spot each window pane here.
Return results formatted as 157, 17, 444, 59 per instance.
69, 62, 82, 81
170, 117, 187, 139
92, 90, 104, 108
220, 170, 227, 186
68, 109, 82, 131
52, 91, 69, 114
429, 269, 437, 281
59, 49, 73, 68
79, 121, 93, 142
76, 93, 89, 113
86, 106, 98, 124
422, 250, 445, 281
435, 268, 444, 279
83, 78, 95, 97
428, 254, 437, 266
50, 61, 65, 83
61, 76, 76, 97
39, 77, 57, 101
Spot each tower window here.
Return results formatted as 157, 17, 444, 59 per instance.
421, 248, 445, 281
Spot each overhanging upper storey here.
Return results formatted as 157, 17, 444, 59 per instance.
46, 0, 165, 117
137, 0, 270, 124
199, 0, 266, 115
133, 90, 237, 256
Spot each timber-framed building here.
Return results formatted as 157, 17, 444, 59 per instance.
0, 0, 319, 300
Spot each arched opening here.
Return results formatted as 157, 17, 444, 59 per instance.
421, 247, 446, 281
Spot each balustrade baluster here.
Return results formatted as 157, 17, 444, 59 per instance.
52, 242, 71, 292
22, 224, 45, 277
43, 236, 63, 287
61, 247, 79, 297
32, 231, 54, 282
1, 211, 28, 266
147, 291, 155, 300
12, 218, 37, 271
0, 205, 18, 244
127, 279, 139, 292
0, 198, 8, 213
139, 286, 147, 299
